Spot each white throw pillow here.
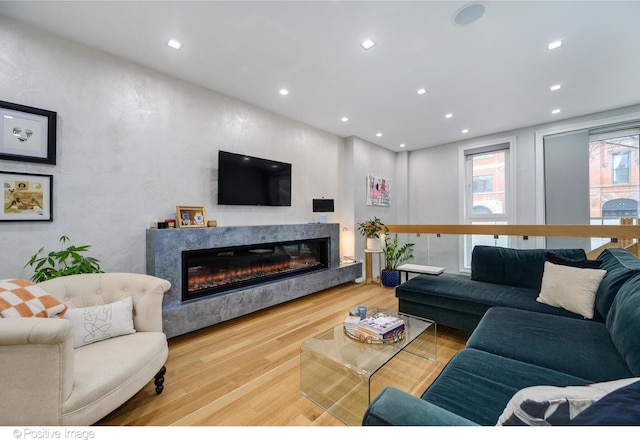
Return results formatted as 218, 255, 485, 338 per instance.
496, 377, 640, 426
62, 296, 135, 348
536, 261, 606, 319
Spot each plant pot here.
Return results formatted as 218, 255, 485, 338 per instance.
381, 269, 401, 287
366, 237, 382, 251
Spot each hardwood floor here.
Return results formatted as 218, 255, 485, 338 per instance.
98, 281, 469, 426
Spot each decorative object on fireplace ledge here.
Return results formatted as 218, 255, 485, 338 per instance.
176, 205, 207, 228
0, 100, 57, 164
1, 171, 53, 222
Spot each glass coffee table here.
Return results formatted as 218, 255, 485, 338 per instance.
300, 308, 436, 425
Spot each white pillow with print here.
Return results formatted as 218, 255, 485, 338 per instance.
62, 296, 135, 348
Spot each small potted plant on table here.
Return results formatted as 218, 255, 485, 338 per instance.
381, 233, 415, 287
357, 217, 385, 251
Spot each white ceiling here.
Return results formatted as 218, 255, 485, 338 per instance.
2, 1, 640, 152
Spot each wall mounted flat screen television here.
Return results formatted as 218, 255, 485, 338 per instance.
218, 150, 291, 206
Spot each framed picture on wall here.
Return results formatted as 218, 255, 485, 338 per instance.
366, 175, 390, 207
1, 171, 53, 221
0, 100, 57, 165
176, 205, 207, 228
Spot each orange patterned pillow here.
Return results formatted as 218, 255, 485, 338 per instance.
0, 279, 67, 318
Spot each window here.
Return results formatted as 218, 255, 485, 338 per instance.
466, 148, 509, 219
612, 152, 630, 184
589, 128, 639, 249
472, 175, 493, 193
589, 130, 640, 220
460, 139, 514, 269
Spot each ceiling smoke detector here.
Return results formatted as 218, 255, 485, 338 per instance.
453, 3, 486, 26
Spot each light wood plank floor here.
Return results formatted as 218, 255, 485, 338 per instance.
98, 281, 469, 426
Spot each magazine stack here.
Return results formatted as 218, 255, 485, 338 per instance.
355, 312, 405, 342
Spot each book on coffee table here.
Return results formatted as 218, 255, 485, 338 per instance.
356, 313, 405, 341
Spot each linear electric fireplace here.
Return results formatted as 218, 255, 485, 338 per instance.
182, 238, 329, 301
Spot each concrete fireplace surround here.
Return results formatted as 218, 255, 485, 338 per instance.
146, 223, 362, 338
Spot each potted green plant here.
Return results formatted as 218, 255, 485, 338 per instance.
357, 217, 385, 250
381, 233, 415, 287
25, 235, 103, 283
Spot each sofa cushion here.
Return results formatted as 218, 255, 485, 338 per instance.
607, 272, 640, 376
420, 348, 591, 426
595, 248, 640, 319
61, 296, 135, 348
536, 261, 606, 319
0, 279, 67, 318
62, 331, 167, 425
470, 246, 587, 290
569, 379, 640, 425
496, 377, 640, 426
546, 251, 603, 269
396, 273, 598, 321
363, 386, 479, 426
467, 307, 631, 382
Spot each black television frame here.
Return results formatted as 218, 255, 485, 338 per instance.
217, 150, 292, 207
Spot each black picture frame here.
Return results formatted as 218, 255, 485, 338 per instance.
0, 100, 57, 165
1, 171, 53, 222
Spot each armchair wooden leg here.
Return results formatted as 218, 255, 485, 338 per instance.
154, 366, 166, 395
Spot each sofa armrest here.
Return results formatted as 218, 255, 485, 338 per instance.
0, 318, 75, 425
38, 273, 171, 333
362, 387, 478, 426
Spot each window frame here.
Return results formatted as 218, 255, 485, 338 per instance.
458, 136, 516, 271
612, 151, 631, 185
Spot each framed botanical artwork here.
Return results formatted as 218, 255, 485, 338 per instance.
176, 206, 207, 228
0, 100, 57, 165
1, 171, 53, 221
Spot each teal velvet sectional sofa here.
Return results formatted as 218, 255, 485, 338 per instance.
363, 246, 640, 426
396, 246, 608, 332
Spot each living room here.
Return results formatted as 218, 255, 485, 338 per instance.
1, 1, 640, 430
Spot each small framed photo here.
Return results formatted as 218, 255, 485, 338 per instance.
176, 206, 207, 228
0, 100, 57, 165
1, 171, 53, 221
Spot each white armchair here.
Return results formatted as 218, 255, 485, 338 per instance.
0, 273, 171, 426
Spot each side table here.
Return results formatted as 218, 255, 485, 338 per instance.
364, 249, 384, 285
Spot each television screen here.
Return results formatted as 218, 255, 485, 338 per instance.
218, 150, 291, 206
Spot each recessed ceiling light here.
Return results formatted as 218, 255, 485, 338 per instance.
279, 89, 289, 96
361, 39, 376, 50
548, 40, 562, 50
552, 108, 561, 114
167, 39, 182, 50
550, 84, 562, 91
445, 113, 453, 119
416, 88, 427, 95
462, 129, 469, 134
340, 116, 349, 122
376, 132, 383, 137
400, 144, 406, 148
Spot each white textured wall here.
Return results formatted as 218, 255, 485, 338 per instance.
350, 136, 399, 269
0, 18, 346, 279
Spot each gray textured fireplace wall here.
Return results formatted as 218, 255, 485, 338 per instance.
146, 223, 362, 338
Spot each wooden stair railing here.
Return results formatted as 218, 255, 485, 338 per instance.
384, 221, 640, 257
